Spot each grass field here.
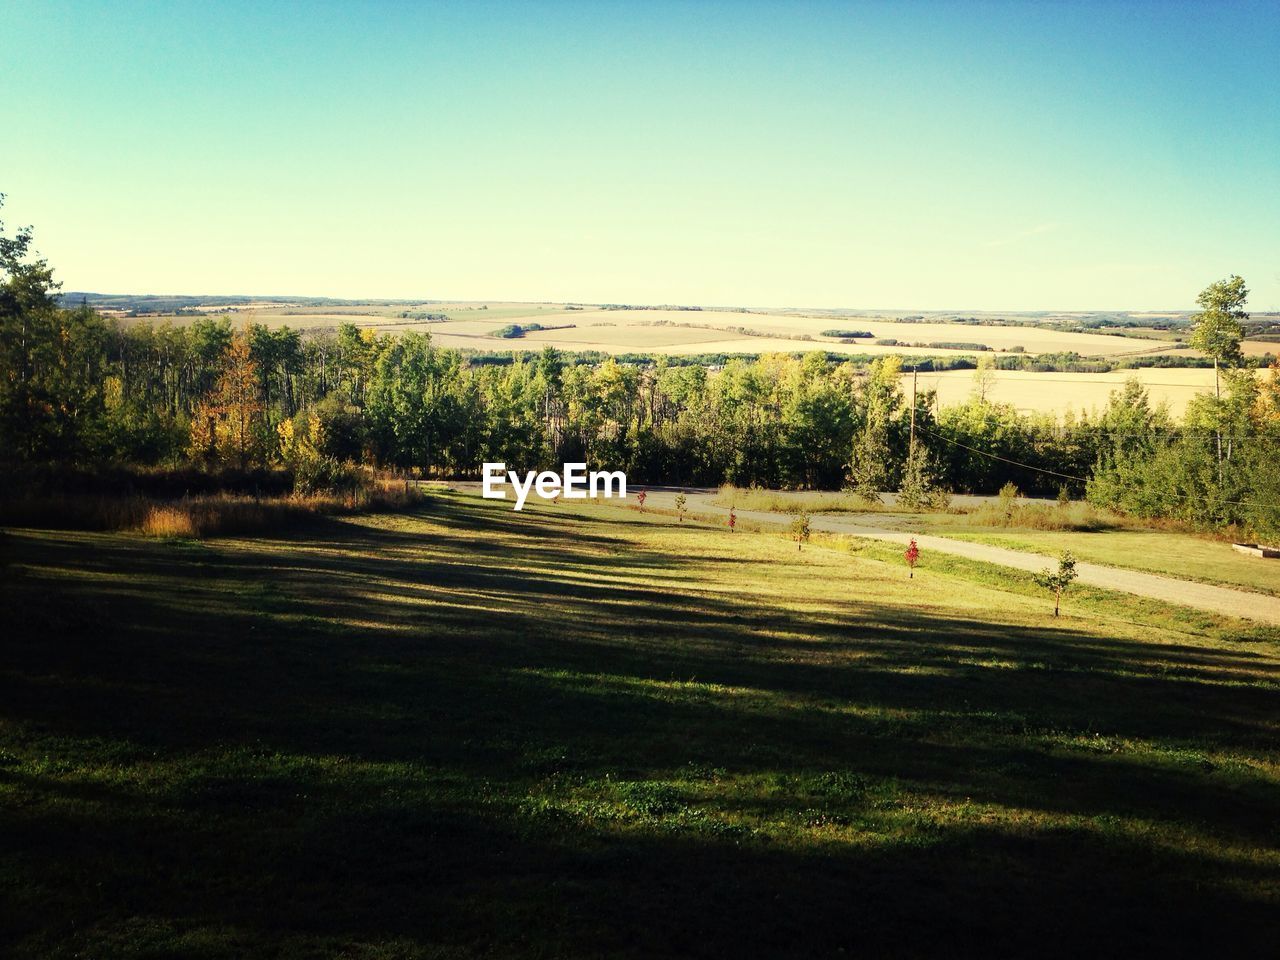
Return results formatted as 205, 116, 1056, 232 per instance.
4, 496, 1279, 957
700, 489, 1280, 596
917, 523, 1280, 597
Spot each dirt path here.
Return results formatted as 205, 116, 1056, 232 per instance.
649, 489, 1280, 626
446, 483, 1280, 626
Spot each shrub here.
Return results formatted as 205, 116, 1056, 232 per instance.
294, 457, 364, 496
790, 511, 811, 551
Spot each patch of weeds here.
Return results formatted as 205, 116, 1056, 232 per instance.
1070, 733, 1126, 754
516, 796, 578, 825
660, 808, 752, 839
1162, 748, 1217, 772
808, 771, 872, 801
801, 809, 854, 828
615, 780, 684, 816
681, 761, 728, 783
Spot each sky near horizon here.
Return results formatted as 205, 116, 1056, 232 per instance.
3, 1, 1278, 311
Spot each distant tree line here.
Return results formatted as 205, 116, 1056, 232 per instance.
3, 201, 1277, 535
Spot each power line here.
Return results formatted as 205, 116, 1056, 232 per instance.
920, 406, 1279, 441
916, 425, 1088, 484
916, 424, 1274, 511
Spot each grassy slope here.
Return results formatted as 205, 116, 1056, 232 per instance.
2, 496, 1279, 958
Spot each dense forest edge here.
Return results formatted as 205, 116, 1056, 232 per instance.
2, 196, 1277, 538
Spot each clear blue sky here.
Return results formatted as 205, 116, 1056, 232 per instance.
4, 0, 1278, 310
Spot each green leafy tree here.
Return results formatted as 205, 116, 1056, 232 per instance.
849, 357, 902, 501
674, 492, 687, 522
1034, 551, 1079, 617
1189, 275, 1248, 483
1189, 275, 1248, 374
366, 333, 462, 472
0, 196, 116, 463
898, 443, 941, 510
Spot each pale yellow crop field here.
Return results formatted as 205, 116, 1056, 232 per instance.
398, 307, 1170, 357
912, 367, 1223, 417
1243, 339, 1279, 357
138, 302, 1231, 361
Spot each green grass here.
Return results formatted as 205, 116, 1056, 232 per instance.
707, 488, 1280, 596
896, 514, 1280, 597
3, 496, 1279, 957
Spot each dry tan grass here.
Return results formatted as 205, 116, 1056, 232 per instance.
2, 479, 425, 539
968, 500, 1116, 532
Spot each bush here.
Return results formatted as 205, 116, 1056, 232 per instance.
0, 477, 425, 538
926, 341, 993, 351
294, 457, 364, 496
492, 323, 545, 339
969, 499, 1115, 531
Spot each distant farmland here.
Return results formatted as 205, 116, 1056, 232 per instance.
913, 367, 1222, 417
134, 301, 1191, 358
88, 298, 1274, 417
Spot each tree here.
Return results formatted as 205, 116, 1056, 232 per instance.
790, 511, 811, 551
189, 329, 265, 468
1190, 275, 1248, 374
366, 333, 461, 472
1033, 551, 1078, 617
0, 194, 94, 463
898, 443, 941, 510
904, 538, 920, 577
971, 353, 997, 404
635, 488, 647, 512
849, 357, 902, 502
1190, 275, 1248, 482
728, 507, 736, 533
674, 492, 687, 522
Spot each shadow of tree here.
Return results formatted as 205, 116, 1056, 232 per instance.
3, 500, 1279, 957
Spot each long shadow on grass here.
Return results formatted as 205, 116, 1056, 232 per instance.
3, 501, 1280, 957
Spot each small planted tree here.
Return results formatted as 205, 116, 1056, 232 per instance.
674, 492, 687, 522
791, 511, 811, 551
635, 488, 647, 512
904, 538, 920, 578
1034, 551, 1079, 617
728, 507, 736, 533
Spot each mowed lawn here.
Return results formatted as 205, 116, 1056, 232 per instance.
3, 496, 1279, 958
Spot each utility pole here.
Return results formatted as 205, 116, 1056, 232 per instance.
1214, 357, 1223, 486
